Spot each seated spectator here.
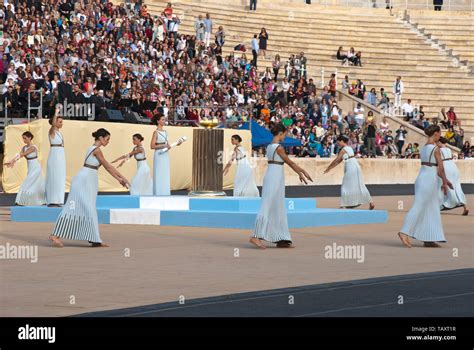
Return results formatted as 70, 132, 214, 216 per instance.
401, 99, 414, 120
377, 88, 390, 112
367, 88, 377, 106
354, 102, 365, 128
446, 106, 458, 127
342, 75, 350, 91
411, 143, 420, 159
336, 46, 348, 65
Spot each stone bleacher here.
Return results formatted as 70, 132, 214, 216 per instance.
147, 0, 474, 137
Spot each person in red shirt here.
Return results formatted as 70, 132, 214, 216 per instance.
446, 107, 458, 127
329, 73, 337, 97
164, 3, 173, 19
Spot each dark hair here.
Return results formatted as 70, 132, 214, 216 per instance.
22, 131, 34, 140
337, 135, 349, 143
133, 133, 144, 142
439, 137, 448, 144
92, 128, 110, 140
424, 125, 440, 137
48, 115, 63, 125
152, 113, 165, 125
271, 123, 287, 136
231, 134, 242, 143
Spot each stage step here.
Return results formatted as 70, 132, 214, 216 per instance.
11, 207, 110, 224
188, 197, 317, 212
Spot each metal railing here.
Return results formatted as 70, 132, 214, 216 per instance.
308, 0, 473, 11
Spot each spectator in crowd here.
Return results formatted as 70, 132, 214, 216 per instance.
367, 88, 377, 106
272, 54, 281, 81
203, 13, 213, 47
402, 98, 415, 121
342, 75, 350, 91
380, 116, 390, 132
328, 73, 337, 98
365, 118, 377, 158
258, 28, 268, 59
446, 106, 458, 127
215, 25, 225, 47
336, 46, 348, 65
395, 125, 407, 155
250, 0, 257, 11
377, 88, 390, 112
251, 34, 259, 68
194, 15, 205, 43
392, 76, 404, 113
354, 102, 365, 128
434, 0, 443, 11
347, 47, 361, 66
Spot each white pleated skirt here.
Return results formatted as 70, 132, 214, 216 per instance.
400, 166, 446, 242
442, 161, 467, 210
52, 167, 101, 243
45, 147, 66, 205
131, 160, 153, 196
15, 159, 46, 206
252, 164, 291, 243
234, 162, 260, 197
341, 159, 372, 207
153, 150, 170, 196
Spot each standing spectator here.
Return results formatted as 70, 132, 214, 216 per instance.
215, 26, 225, 47
203, 13, 213, 47
250, 0, 257, 11
356, 79, 366, 100
251, 34, 259, 68
194, 15, 205, 43
395, 125, 407, 155
328, 73, 337, 98
258, 28, 269, 59
342, 75, 350, 91
272, 54, 281, 81
164, 2, 173, 18
365, 119, 377, 158
392, 76, 404, 114
433, 0, 443, 10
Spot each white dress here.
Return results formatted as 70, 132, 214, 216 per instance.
233, 146, 259, 197
45, 131, 66, 205
130, 147, 153, 196
253, 144, 292, 243
15, 145, 46, 206
52, 146, 102, 243
440, 147, 467, 210
153, 130, 171, 196
400, 144, 445, 242
340, 146, 372, 207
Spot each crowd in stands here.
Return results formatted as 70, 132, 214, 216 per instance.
0, 0, 471, 159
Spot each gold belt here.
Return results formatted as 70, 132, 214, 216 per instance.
50, 144, 64, 147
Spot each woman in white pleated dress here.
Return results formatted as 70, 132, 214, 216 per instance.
398, 125, 453, 248
251, 124, 313, 249
4, 131, 46, 206
151, 114, 171, 196
112, 133, 153, 196
49, 129, 130, 248
45, 107, 66, 206
223, 134, 259, 197
438, 137, 469, 216
323, 135, 374, 210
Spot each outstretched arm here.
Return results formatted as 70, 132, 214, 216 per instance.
94, 148, 130, 188
3, 147, 36, 167
323, 150, 345, 174
112, 147, 143, 167
223, 148, 237, 176
276, 146, 313, 184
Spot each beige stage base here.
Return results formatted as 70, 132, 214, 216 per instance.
2, 120, 251, 193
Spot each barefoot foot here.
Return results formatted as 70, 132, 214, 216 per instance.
90, 242, 109, 247
276, 241, 294, 248
398, 232, 412, 248
249, 237, 266, 249
462, 207, 469, 216
369, 202, 375, 210
49, 235, 64, 248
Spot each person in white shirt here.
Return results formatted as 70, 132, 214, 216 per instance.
203, 13, 213, 47
401, 98, 414, 121
354, 103, 365, 128
251, 34, 259, 68
392, 76, 404, 113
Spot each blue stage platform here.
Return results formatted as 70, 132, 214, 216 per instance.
10, 195, 388, 228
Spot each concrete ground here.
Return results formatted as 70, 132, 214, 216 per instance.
0, 195, 472, 317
